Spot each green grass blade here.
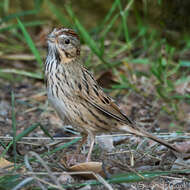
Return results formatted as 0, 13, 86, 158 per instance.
0, 0, 42, 24
0, 69, 43, 79
117, 0, 134, 43
1, 123, 40, 158
175, 76, 190, 85
39, 124, 53, 140
3, 0, 9, 14
13, 137, 81, 172
17, 18, 43, 68
0, 20, 46, 33
0, 10, 37, 24
11, 91, 17, 167
65, 5, 102, 58
0, 175, 21, 190
179, 60, 190, 67
101, 14, 119, 40
63, 170, 190, 188
16, 124, 40, 142
0, 140, 6, 149
109, 23, 123, 53
109, 44, 129, 58
98, 0, 119, 32
171, 94, 190, 100
34, 0, 43, 10
11, 177, 34, 190
120, 12, 129, 43
108, 170, 190, 184
46, 0, 70, 27
42, 137, 80, 157
130, 58, 150, 64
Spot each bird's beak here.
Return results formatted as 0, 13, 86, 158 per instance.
47, 34, 56, 42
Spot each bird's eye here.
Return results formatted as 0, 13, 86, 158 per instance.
65, 39, 70, 44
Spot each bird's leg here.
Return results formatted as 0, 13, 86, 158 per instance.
76, 133, 88, 154
86, 131, 95, 162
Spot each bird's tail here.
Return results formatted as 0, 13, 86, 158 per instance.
118, 125, 181, 153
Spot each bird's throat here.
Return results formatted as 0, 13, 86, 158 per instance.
60, 53, 75, 64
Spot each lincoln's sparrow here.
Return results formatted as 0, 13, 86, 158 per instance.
45, 28, 180, 161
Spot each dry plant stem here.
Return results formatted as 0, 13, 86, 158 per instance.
24, 154, 47, 190
44, 28, 181, 161
27, 151, 63, 189
76, 133, 88, 154
86, 131, 95, 162
1, 133, 189, 141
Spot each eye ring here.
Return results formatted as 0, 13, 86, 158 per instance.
65, 39, 70, 44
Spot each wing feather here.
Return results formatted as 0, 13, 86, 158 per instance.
77, 68, 133, 125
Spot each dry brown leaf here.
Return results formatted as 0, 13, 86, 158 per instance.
0, 158, 14, 170
0, 158, 26, 172
69, 162, 104, 178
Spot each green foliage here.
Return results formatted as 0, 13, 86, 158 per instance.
0, 175, 21, 190
1, 123, 40, 157
65, 5, 103, 59
17, 18, 43, 68
11, 91, 17, 167
0, 0, 42, 24
0, 69, 43, 79
63, 169, 190, 188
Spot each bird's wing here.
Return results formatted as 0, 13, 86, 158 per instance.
76, 68, 133, 125
75, 69, 183, 153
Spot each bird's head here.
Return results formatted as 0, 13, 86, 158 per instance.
47, 28, 80, 62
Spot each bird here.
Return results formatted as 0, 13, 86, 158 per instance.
44, 28, 180, 162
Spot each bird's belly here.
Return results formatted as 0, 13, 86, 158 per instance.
47, 88, 88, 133
47, 88, 68, 121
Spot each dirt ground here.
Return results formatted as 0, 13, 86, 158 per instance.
0, 71, 190, 189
